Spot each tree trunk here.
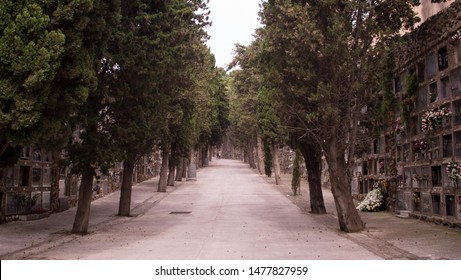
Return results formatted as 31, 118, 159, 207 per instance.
50, 151, 60, 212
324, 139, 364, 232
72, 165, 95, 234
263, 139, 272, 177
298, 140, 326, 214
175, 157, 184, 181
0, 138, 9, 158
158, 147, 169, 192
291, 149, 301, 196
247, 140, 257, 169
118, 156, 135, 216
272, 143, 281, 185
256, 135, 265, 175
153, 145, 161, 177
167, 155, 175, 186
202, 146, 209, 167
182, 158, 188, 178
187, 150, 197, 181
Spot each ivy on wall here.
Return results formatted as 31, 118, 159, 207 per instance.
402, 70, 418, 122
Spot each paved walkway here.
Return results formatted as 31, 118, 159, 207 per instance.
1, 159, 461, 260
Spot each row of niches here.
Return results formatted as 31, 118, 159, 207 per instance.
397, 191, 459, 218
17, 146, 53, 162
394, 67, 461, 117
401, 164, 461, 189
4, 191, 51, 216
398, 132, 461, 163
394, 100, 461, 139
358, 150, 461, 184
2, 165, 52, 189
394, 42, 461, 97
359, 158, 389, 177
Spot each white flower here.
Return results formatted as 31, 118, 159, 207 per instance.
357, 188, 383, 212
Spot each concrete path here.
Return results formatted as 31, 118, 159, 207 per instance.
1, 159, 461, 260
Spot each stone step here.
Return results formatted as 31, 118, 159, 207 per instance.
395, 210, 411, 219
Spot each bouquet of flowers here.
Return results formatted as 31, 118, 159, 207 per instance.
421, 107, 452, 132
356, 187, 383, 212
446, 160, 461, 180
394, 117, 405, 134
414, 140, 427, 152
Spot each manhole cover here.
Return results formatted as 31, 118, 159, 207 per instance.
169, 211, 192, 215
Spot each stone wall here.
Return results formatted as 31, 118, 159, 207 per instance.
394, 1, 461, 71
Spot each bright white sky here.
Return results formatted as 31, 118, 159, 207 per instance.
206, 0, 263, 69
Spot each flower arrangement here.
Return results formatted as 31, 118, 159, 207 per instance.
451, 29, 461, 41
356, 186, 383, 212
412, 174, 428, 182
18, 193, 39, 206
413, 140, 427, 152
395, 117, 405, 134
421, 107, 452, 132
32, 208, 48, 214
446, 160, 461, 180
378, 178, 388, 192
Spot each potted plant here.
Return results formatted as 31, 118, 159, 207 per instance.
17, 192, 31, 214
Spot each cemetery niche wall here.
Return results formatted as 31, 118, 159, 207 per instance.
353, 1, 461, 227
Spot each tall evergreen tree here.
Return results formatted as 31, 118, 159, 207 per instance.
258, 1, 326, 212
259, 0, 421, 232
156, 0, 212, 190
0, 1, 65, 161
65, 0, 122, 234
228, 43, 262, 169
190, 50, 230, 169
1, 0, 120, 213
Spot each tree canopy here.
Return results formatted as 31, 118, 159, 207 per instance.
256, 0, 422, 232
0, 1, 65, 160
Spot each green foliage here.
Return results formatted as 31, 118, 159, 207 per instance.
291, 149, 301, 195
259, 0, 420, 151
403, 70, 418, 121
258, 0, 320, 143
65, 0, 123, 173
67, 0, 213, 173
0, 1, 65, 160
209, 68, 231, 146
0, 145, 19, 167
257, 86, 285, 143
379, 50, 395, 119
194, 60, 230, 151
107, 0, 180, 162
258, 0, 422, 231
263, 139, 272, 177
228, 43, 261, 151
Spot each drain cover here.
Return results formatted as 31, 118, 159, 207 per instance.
169, 211, 192, 215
